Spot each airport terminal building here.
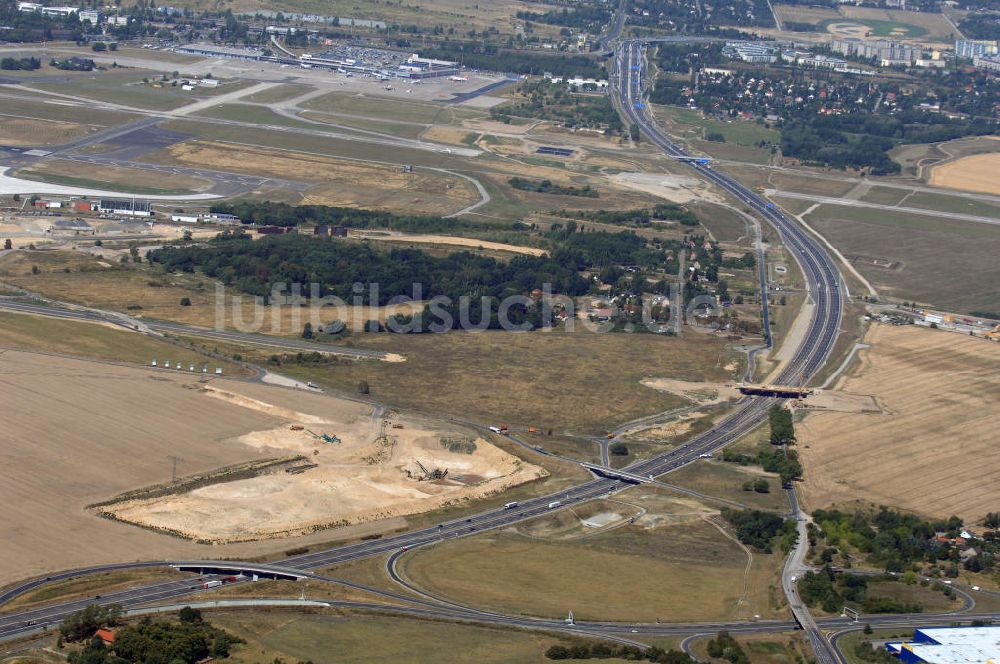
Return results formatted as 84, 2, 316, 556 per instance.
887, 626, 1000, 664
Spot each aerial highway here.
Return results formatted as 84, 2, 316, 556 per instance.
0, 35, 847, 657
612, 38, 844, 663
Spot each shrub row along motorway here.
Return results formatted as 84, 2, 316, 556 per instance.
0, 41, 845, 652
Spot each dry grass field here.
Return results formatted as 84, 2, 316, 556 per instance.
802, 204, 1000, 313
773, 4, 839, 26
0, 115, 93, 147
928, 153, 1000, 196
302, 92, 459, 125
798, 324, 1000, 523
0, 310, 248, 374
175, 0, 562, 36
17, 159, 214, 194
690, 632, 812, 664
0, 250, 430, 335
158, 140, 480, 215
0, 96, 139, 127
211, 610, 574, 664
401, 489, 785, 622
666, 460, 790, 512
299, 110, 427, 140
211, 327, 742, 435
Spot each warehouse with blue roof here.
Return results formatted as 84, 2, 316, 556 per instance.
886, 626, 1000, 664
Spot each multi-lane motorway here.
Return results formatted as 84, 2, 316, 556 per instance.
1, 35, 850, 657
612, 38, 844, 663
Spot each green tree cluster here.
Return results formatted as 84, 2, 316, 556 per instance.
0, 56, 40, 70
148, 233, 590, 307
509, 177, 599, 198
706, 631, 749, 664
768, 405, 795, 445
721, 509, 795, 553
546, 641, 696, 662
66, 608, 242, 664
60, 604, 123, 642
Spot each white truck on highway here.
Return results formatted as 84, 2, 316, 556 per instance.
504, 502, 519, 510
548, 501, 561, 509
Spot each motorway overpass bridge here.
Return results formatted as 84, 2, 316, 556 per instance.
735, 383, 813, 398
169, 561, 308, 581
580, 461, 655, 484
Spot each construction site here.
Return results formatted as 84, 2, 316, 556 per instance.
94, 382, 546, 544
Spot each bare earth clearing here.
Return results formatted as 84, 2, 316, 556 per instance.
610, 172, 722, 204
105, 383, 545, 543
0, 350, 537, 581
798, 325, 1000, 522
353, 231, 547, 256
641, 377, 741, 406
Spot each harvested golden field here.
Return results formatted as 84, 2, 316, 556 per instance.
0, 350, 279, 582
928, 152, 1000, 196
159, 140, 480, 215
18, 159, 214, 194
798, 324, 1000, 522
0, 115, 93, 146
0, 350, 528, 582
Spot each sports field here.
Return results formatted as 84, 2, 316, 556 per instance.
798, 324, 1000, 522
